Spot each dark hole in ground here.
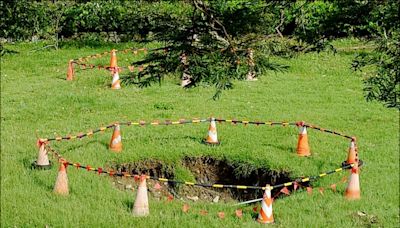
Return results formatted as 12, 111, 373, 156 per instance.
110, 160, 177, 198
109, 156, 295, 203
182, 156, 293, 201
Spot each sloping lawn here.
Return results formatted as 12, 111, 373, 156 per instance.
1, 40, 398, 227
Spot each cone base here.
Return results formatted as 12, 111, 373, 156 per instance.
202, 140, 220, 146
109, 147, 122, 152
345, 190, 360, 200
53, 172, 69, 196
31, 160, 52, 170
54, 189, 69, 196
257, 218, 274, 224
296, 151, 311, 157
132, 208, 149, 217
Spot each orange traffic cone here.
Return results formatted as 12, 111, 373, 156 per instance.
33, 140, 51, 169
345, 161, 360, 200
257, 184, 274, 224
109, 124, 122, 152
204, 118, 220, 145
110, 49, 117, 69
109, 49, 121, 89
132, 175, 149, 217
53, 161, 69, 195
66, 60, 74, 81
296, 123, 311, 156
344, 138, 358, 165
111, 69, 121, 90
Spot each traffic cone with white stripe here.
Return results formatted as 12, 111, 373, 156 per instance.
296, 122, 311, 156
53, 161, 69, 195
345, 160, 360, 200
109, 124, 122, 152
110, 49, 121, 89
66, 60, 74, 81
204, 118, 220, 145
257, 184, 274, 224
111, 69, 121, 89
132, 175, 149, 217
33, 139, 51, 169
344, 137, 358, 165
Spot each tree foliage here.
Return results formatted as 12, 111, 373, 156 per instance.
2, 0, 398, 105
352, 2, 400, 109
124, 0, 289, 99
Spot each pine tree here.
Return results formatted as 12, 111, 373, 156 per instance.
126, 0, 288, 99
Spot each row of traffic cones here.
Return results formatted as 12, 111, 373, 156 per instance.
257, 160, 361, 224
34, 119, 358, 158
108, 118, 221, 154
203, 118, 357, 160
66, 49, 121, 90
48, 160, 360, 222
37, 141, 361, 222
34, 119, 361, 223
51, 160, 149, 216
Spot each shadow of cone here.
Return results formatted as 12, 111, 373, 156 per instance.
33, 140, 51, 169
345, 161, 361, 200
109, 124, 122, 152
66, 60, 74, 81
258, 184, 274, 224
53, 162, 69, 196
204, 118, 220, 145
296, 123, 311, 156
132, 175, 149, 217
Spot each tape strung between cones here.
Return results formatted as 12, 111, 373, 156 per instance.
69, 47, 169, 76
73, 46, 168, 64
37, 117, 354, 143
45, 145, 361, 192
38, 115, 362, 223
73, 61, 148, 73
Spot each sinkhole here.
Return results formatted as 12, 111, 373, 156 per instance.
110, 156, 295, 202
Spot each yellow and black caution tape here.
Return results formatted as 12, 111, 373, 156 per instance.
304, 123, 353, 140
46, 145, 359, 191
215, 118, 295, 127
73, 47, 168, 64
38, 117, 355, 143
39, 118, 210, 143
73, 61, 148, 73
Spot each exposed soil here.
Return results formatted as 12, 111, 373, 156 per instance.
110, 156, 293, 203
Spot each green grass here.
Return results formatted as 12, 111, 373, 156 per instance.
1, 40, 399, 227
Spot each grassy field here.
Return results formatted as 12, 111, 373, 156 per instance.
1, 39, 398, 227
